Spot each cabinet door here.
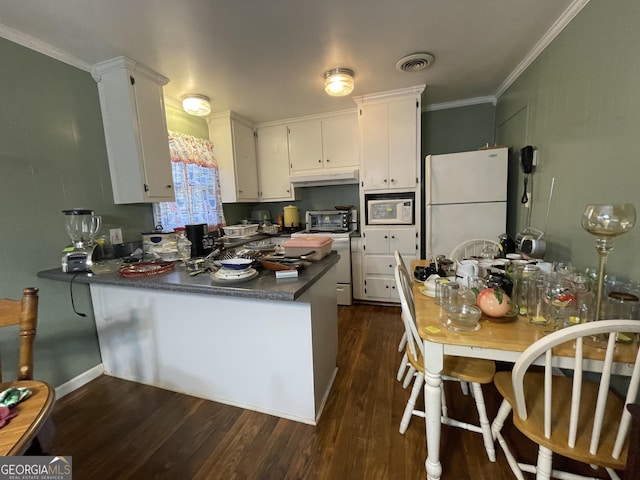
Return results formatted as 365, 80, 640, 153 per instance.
322, 114, 358, 169
389, 227, 418, 255
363, 228, 391, 254
364, 277, 393, 299
133, 74, 174, 199
256, 125, 293, 201
388, 98, 418, 189
232, 120, 259, 201
360, 102, 389, 190
288, 120, 323, 173
363, 255, 394, 275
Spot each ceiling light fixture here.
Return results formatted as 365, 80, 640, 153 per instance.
323, 68, 355, 97
182, 94, 211, 116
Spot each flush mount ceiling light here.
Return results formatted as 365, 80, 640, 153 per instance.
396, 53, 435, 73
323, 68, 355, 97
182, 94, 211, 116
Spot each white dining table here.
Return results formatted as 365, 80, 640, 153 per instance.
411, 260, 638, 480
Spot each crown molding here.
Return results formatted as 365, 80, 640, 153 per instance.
496, 0, 590, 99
0, 21, 91, 72
425, 96, 496, 112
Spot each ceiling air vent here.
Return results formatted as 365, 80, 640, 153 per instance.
396, 53, 435, 73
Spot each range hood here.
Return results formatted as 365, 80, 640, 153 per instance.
289, 168, 359, 187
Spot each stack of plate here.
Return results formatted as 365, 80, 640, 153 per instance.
210, 258, 258, 283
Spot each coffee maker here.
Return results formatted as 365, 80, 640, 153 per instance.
185, 223, 216, 257
61, 209, 102, 273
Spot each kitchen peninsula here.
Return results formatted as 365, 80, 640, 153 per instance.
38, 254, 339, 425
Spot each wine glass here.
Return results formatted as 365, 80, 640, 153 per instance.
581, 203, 636, 324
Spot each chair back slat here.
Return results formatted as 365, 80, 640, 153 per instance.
544, 350, 552, 438
590, 332, 617, 455
613, 346, 640, 458
511, 320, 640, 463
394, 264, 424, 362
568, 337, 585, 448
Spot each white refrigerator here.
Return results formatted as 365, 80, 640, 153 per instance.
425, 148, 508, 257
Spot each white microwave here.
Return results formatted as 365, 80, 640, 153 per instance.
365, 193, 415, 225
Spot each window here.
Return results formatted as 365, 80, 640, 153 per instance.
153, 131, 226, 231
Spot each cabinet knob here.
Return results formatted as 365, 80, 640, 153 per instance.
390, 178, 395, 183
318, 159, 322, 163
391, 235, 395, 239
286, 189, 290, 193
383, 179, 388, 183
326, 158, 330, 163
166, 184, 172, 189
386, 285, 389, 289
239, 190, 243, 193
389, 264, 393, 268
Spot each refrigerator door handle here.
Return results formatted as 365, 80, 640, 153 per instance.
426, 204, 432, 258
425, 155, 432, 205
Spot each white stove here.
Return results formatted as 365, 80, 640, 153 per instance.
292, 229, 355, 305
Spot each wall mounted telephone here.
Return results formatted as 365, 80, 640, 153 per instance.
520, 145, 537, 204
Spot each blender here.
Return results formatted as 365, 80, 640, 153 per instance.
61, 209, 102, 272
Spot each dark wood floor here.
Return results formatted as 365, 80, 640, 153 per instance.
49, 303, 611, 479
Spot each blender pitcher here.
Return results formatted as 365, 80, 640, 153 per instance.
62, 209, 102, 248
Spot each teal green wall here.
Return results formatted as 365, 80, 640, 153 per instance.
166, 103, 209, 139
421, 103, 496, 157
496, 0, 640, 281
0, 37, 134, 386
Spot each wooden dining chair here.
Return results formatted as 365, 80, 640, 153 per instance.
394, 264, 497, 461
394, 251, 410, 384
491, 320, 640, 480
0, 287, 55, 455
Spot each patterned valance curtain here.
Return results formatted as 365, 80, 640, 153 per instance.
153, 131, 226, 231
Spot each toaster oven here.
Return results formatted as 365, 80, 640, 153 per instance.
305, 210, 352, 232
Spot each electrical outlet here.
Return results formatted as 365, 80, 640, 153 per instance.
110, 228, 123, 245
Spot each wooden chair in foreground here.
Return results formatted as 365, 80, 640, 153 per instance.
394, 264, 497, 461
0, 287, 55, 455
491, 320, 640, 480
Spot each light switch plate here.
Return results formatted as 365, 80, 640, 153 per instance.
110, 228, 123, 245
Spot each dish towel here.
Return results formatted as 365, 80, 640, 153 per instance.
0, 387, 32, 429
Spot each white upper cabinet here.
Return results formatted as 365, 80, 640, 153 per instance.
208, 112, 259, 203
355, 87, 424, 191
255, 124, 294, 202
92, 56, 174, 204
288, 112, 358, 174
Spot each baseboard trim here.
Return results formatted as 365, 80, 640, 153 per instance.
55, 364, 104, 399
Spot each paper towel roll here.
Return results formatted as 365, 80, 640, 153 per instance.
283, 205, 299, 228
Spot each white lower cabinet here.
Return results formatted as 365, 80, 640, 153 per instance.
362, 226, 418, 303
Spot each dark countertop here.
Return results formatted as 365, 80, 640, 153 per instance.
38, 252, 339, 302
